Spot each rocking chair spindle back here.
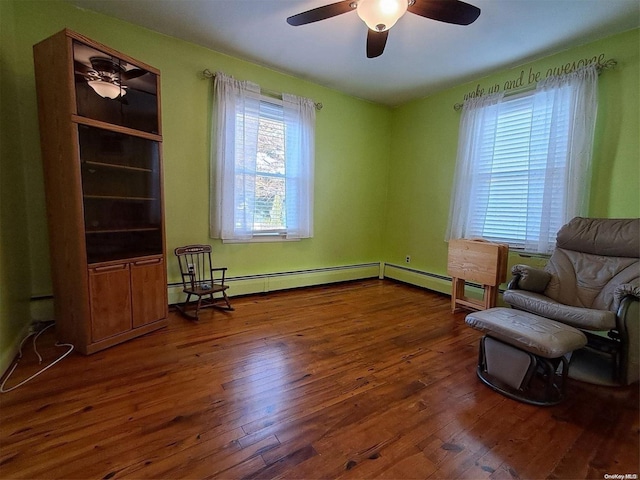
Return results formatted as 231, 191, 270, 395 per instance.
174, 244, 233, 320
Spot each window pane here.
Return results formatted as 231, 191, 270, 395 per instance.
254, 175, 286, 230
256, 116, 285, 175
254, 100, 286, 232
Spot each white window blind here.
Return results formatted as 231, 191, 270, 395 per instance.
467, 92, 570, 248
447, 65, 598, 254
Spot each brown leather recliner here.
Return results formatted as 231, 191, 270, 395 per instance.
503, 217, 639, 386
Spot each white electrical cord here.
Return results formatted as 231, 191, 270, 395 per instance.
0, 324, 74, 393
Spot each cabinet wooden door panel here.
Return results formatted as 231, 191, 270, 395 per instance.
131, 257, 167, 328
89, 264, 133, 342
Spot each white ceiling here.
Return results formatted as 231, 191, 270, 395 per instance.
67, 0, 640, 106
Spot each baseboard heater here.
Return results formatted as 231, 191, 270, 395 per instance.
383, 262, 502, 294
168, 262, 381, 287
167, 262, 382, 303
32, 262, 504, 316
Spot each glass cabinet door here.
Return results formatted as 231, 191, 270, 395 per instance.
73, 40, 159, 134
79, 125, 162, 264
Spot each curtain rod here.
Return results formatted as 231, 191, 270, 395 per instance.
453, 58, 617, 112
202, 69, 323, 111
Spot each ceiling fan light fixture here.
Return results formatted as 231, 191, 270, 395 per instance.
357, 0, 408, 32
87, 79, 125, 99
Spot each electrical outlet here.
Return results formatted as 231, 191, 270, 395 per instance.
405, 255, 411, 263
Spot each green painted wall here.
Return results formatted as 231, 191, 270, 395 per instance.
0, 0, 390, 368
1, 0, 638, 369
0, 0, 34, 373
384, 28, 640, 292
9, 0, 391, 285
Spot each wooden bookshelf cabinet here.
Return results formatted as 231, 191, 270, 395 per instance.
33, 29, 168, 354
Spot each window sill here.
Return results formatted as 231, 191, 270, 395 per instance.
515, 251, 552, 259
222, 234, 301, 244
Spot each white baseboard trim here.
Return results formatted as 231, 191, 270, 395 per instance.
168, 262, 382, 305
383, 262, 452, 295
29, 263, 383, 318
29, 262, 492, 319
0, 320, 32, 380
382, 263, 489, 303
29, 262, 499, 322
30, 296, 55, 323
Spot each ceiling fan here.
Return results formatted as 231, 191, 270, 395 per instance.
287, 0, 481, 58
74, 57, 146, 99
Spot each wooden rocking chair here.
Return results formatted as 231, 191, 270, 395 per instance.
174, 244, 233, 320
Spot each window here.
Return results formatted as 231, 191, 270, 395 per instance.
447, 65, 598, 254
211, 73, 315, 242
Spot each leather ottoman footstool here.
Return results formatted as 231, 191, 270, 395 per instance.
465, 307, 588, 405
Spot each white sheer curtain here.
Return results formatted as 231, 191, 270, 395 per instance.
446, 92, 504, 241
446, 64, 598, 254
533, 64, 599, 250
210, 72, 261, 240
210, 73, 316, 241
283, 93, 315, 239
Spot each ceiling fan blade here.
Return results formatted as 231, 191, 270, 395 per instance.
122, 68, 146, 81
366, 29, 388, 58
74, 60, 92, 75
408, 0, 480, 25
287, 0, 355, 26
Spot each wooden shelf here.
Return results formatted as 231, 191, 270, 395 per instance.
86, 227, 160, 234
84, 160, 153, 173
72, 113, 162, 142
84, 195, 157, 201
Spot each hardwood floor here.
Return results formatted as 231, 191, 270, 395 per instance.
1, 279, 638, 479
